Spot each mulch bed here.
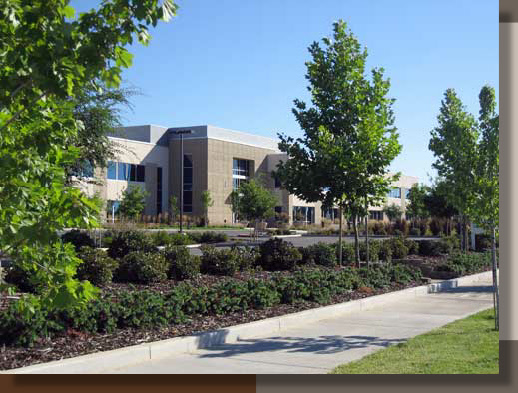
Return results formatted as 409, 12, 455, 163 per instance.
0, 273, 415, 371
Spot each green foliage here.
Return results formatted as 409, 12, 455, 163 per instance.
404, 239, 419, 255
230, 245, 260, 271
257, 239, 302, 271
118, 185, 148, 220
114, 251, 168, 284
300, 243, 338, 267
107, 230, 157, 259
0, 0, 177, 313
76, 247, 118, 287
415, 240, 442, 256
162, 245, 200, 280
230, 178, 277, 224
149, 231, 172, 246
61, 230, 95, 252
441, 252, 492, 276
199, 245, 241, 276
188, 231, 228, 244
275, 20, 401, 266
385, 237, 408, 259
378, 240, 393, 263
383, 204, 402, 222
200, 190, 214, 226
169, 233, 194, 246
406, 184, 429, 220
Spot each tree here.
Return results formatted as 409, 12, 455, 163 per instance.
383, 204, 402, 222
471, 85, 499, 330
169, 195, 179, 225
230, 178, 277, 240
118, 185, 148, 221
275, 20, 401, 267
0, 0, 177, 313
423, 178, 458, 235
65, 82, 140, 185
429, 89, 479, 252
201, 190, 214, 227
406, 184, 429, 220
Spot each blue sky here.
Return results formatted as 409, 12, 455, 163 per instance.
74, 0, 498, 185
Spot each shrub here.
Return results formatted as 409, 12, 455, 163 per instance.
4, 265, 39, 293
475, 233, 496, 252
149, 231, 172, 246
162, 245, 200, 280
441, 252, 491, 276
108, 230, 157, 259
332, 242, 356, 265
114, 251, 168, 284
200, 245, 240, 276
359, 241, 380, 262
393, 219, 409, 237
416, 240, 442, 256
169, 233, 193, 246
378, 239, 393, 263
301, 243, 337, 267
61, 230, 95, 252
76, 247, 118, 286
404, 239, 419, 255
429, 217, 444, 236
257, 239, 302, 271
439, 235, 460, 254
371, 222, 387, 236
386, 237, 408, 259
189, 231, 228, 244
231, 245, 259, 271
409, 227, 421, 237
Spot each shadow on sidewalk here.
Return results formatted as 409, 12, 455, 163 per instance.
441, 285, 494, 293
196, 334, 407, 359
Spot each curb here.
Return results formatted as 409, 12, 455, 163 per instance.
2, 270, 494, 374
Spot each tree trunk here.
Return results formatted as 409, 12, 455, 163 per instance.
491, 225, 500, 331
365, 198, 369, 266
353, 215, 360, 268
338, 204, 343, 266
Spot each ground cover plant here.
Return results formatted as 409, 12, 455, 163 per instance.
330, 308, 498, 374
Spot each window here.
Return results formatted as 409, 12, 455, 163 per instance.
292, 206, 315, 223
369, 210, 384, 221
136, 165, 145, 182
322, 208, 339, 221
107, 161, 117, 179
233, 159, 250, 177
183, 154, 193, 213
157, 167, 163, 214
107, 200, 121, 214
387, 187, 401, 198
117, 162, 129, 181
405, 188, 410, 199
233, 177, 248, 190
273, 173, 281, 188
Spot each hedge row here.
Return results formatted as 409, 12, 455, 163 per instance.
0, 263, 422, 347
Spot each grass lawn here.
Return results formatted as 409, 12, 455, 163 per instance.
330, 308, 499, 374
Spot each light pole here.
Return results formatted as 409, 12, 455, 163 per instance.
170, 129, 192, 234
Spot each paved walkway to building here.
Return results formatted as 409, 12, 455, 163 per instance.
103, 278, 494, 374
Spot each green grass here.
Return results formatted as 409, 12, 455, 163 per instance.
330, 308, 499, 374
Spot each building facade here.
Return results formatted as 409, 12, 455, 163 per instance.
93, 124, 417, 225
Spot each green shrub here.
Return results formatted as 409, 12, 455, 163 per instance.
149, 231, 172, 246
441, 252, 492, 276
108, 230, 157, 259
4, 265, 39, 293
301, 243, 337, 267
189, 231, 228, 244
257, 239, 302, 271
61, 230, 95, 252
429, 218, 444, 236
378, 239, 393, 262
231, 245, 259, 271
114, 251, 168, 284
359, 241, 380, 262
200, 245, 240, 276
77, 247, 118, 286
169, 233, 193, 246
475, 234, 496, 252
386, 237, 408, 259
332, 242, 356, 265
163, 245, 200, 280
439, 235, 460, 254
409, 227, 421, 237
416, 240, 442, 256
358, 266, 392, 288
404, 239, 419, 255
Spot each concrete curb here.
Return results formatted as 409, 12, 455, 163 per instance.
2, 270, 494, 374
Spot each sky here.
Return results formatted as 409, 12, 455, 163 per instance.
73, 0, 498, 185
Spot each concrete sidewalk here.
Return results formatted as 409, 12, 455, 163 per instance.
104, 278, 495, 374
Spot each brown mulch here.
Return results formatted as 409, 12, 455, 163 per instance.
0, 275, 415, 371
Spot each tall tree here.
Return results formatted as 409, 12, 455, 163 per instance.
0, 0, 177, 313
472, 85, 499, 330
406, 184, 429, 220
429, 89, 479, 252
275, 20, 401, 267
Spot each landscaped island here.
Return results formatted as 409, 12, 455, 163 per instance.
0, 230, 494, 371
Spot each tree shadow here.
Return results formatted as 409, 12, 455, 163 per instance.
197, 334, 407, 359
